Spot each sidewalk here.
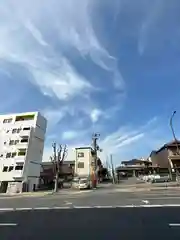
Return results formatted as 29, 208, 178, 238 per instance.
0, 189, 92, 198
0, 191, 52, 198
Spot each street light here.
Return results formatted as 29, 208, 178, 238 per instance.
170, 111, 179, 154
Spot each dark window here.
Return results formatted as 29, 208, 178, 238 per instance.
3, 118, 12, 123
15, 165, 23, 170
18, 151, 26, 156
9, 140, 14, 145
14, 140, 19, 145
12, 129, 17, 134
77, 162, 84, 168
6, 153, 11, 158
17, 128, 21, 133
6, 130, 10, 133
21, 138, 28, 143
78, 152, 84, 158
3, 166, 8, 172
15, 114, 34, 121
11, 152, 16, 158
0, 154, 3, 157
23, 127, 30, 131
8, 166, 14, 172
4, 142, 6, 145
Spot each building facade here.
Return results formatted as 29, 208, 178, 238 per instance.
0, 112, 47, 193
74, 147, 102, 182
74, 147, 95, 178
150, 140, 180, 179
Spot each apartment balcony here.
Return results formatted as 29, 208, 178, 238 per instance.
16, 141, 29, 148
19, 130, 31, 137
14, 155, 26, 164
13, 170, 23, 179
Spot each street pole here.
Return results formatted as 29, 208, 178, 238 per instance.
52, 142, 59, 193
92, 133, 100, 188
110, 154, 115, 184
170, 111, 179, 154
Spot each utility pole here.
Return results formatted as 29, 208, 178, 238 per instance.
110, 154, 116, 184
92, 133, 101, 188
52, 142, 58, 193
170, 111, 179, 154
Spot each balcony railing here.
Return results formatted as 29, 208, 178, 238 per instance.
13, 170, 23, 179
19, 130, 31, 137
14, 155, 26, 164
16, 141, 29, 148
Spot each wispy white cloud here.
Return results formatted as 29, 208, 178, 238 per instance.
99, 117, 158, 161
62, 131, 79, 141
90, 109, 103, 123
0, 0, 124, 101
138, 0, 166, 55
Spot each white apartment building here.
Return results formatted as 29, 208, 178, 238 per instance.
74, 147, 96, 178
0, 112, 47, 194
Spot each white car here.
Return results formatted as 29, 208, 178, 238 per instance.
79, 178, 92, 190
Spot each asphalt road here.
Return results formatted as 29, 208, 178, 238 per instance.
0, 188, 180, 209
1, 207, 180, 239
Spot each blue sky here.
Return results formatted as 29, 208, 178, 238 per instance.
0, 0, 180, 165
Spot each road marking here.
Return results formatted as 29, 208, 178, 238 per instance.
0, 204, 180, 212
15, 208, 32, 211
0, 223, 17, 226
142, 200, 149, 204
169, 223, 180, 227
0, 208, 14, 211
32, 207, 50, 210
95, 205, 114, 208
73, 206, 93, 209
64, 201, 72, 205
53, 206, 71, 209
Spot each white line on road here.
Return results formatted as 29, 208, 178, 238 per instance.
64, 201, 72, 205
169, 223, 180, 227
142, 200, 150, 204
53, 206, 71, 209
15, 208, 32, 211
0, 208, 14, 211
0, 204, 180, 212
31, 207, 50, 210
0, 223, 17, 226
73, 206, 93, 209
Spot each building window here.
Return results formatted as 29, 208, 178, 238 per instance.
6, 130, 10, 133
15, 114, 34, 122
8, 166, 14, 172
11, 152, 17, 158
4, 141, 6, 145
12, 128, 21, 134
0, 154, 3, 157
18, 151, 26, 156
9, 140, 14, 145
14, 140, 19, 145
6, 153, 11, 158
78, 152, 84, 158
17, 128, 21, 133
23, 127, 30, 131
15, 165, 23, 170
12, 129, 16, 134
21, 138, 28, 143
3, 118, 12, 124
77, 162, 84, 168
2, 166, 8, 172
